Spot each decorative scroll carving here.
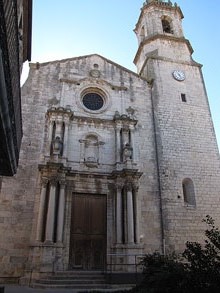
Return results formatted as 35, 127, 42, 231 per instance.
133, 183, 140, 193
49, 176, 59, 186
116, 181, 124, 191
59, 180, 66, 189
124, 181, 133, 192
41, 177, 49, 187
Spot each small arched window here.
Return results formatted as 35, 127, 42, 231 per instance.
182, 178, 196, 206
162, 17, 173, 34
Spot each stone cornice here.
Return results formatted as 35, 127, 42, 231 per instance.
72, 114, 137, 127
67, 170, 110, 180
46, 106, 74, 120
138, 54, 202, 77
59, 77, 128, 91
134, 35, 193, 65
45, 108, 138, 127
38, 162, 70, 173
111, 169, 143, 179
66, 168, 142, 181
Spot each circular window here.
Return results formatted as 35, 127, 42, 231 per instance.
82, 93, 104, 111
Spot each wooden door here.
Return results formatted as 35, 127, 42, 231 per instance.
69, 193, 106, 270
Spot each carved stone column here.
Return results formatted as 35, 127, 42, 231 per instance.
45, 179, 57, 242
56, 182, 66, 243
62, 119, 69, 158
126, 182, 134, 244
115, 125, 121, 163
133, 185, 140, 244
129, 125, 135, 161
36, 178, 48, 242
47, 120, 54, 155
116, 183, 123, 244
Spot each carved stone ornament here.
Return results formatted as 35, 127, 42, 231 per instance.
50, 176, 58, 186
116, 181, 124, 191
59, 180, 66, 188
41, 177, 48, 187
125, 181, 133, 192
89, 69, 101, 78
126, 106, 136, 119
84, 157, 98, 168
133, 183, 139, 192
114, 111, 121, 120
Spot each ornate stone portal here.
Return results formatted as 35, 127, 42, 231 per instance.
27, 105, 143, 277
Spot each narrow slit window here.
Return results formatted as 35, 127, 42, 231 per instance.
140, 26, 145, 41
181, 93, 186, 102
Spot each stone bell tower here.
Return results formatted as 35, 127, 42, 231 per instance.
134, 0, 220, 252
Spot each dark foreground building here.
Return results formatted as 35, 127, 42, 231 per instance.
0, 0, 32, 176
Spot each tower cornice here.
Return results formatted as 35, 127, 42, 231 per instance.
133, 34, 193, 66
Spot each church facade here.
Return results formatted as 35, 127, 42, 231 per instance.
0, 0, 220, 283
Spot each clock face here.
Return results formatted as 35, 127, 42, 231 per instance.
172, 70, 185, 81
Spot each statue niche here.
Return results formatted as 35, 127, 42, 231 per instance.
84, 135, 99, 168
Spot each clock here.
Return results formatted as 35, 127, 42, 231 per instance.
172, 70, 185, 81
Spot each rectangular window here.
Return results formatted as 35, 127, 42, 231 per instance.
181, 93, 186, 102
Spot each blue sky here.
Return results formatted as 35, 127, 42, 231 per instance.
27, 0, 220, 147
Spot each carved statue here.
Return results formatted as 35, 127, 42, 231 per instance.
123, 143, 133, 161
52, 136, 63, 155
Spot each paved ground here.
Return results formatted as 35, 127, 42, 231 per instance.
1, 286, 82, 293
2, 285, 130, 293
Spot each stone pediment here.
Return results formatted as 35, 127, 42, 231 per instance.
29, 53, 147, 82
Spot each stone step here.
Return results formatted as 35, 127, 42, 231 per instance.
32, 283, 111, 290
53, 270, 104, 276
45, 274, 106, 280
35, 278, 106, 285
32, 271, 108, 289
31, 271, 136, 290
44, 272, 106, 281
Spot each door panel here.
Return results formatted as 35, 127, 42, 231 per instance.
69, 194, 106, 270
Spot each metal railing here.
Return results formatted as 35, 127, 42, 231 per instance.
106, 253, 145, 285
